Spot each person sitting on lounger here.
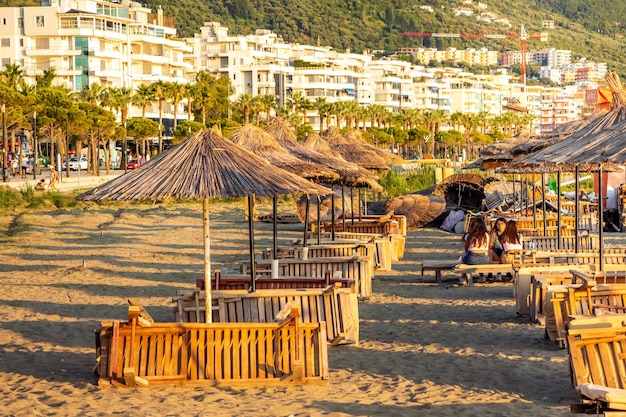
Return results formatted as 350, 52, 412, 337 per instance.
500, 220, 523, 264
461, 217, 491, 265
489, 217, 507, 263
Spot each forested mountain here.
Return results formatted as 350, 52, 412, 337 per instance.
141, 0, 626, 79
0, 0, 624, 79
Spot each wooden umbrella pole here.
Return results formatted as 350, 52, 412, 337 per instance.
542, 174, 547, 236
557, 171, 562, 250
599, 165, 604, 272
358, 188, 362, 221
202, 197, 212, 323
364, 187, 368, 216
341, 186, 346, 229
316, 195, 321, 245
574, 166, 580, 253
512, 175, 516, 212
248, 194, 257, 292
303, 194, 310, 246
350, 188, 355, 225
330, 186, 335, 241
272, 194, 278, 260
530, 172, 537, 229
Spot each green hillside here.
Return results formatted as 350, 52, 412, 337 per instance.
144, 0, 626, 80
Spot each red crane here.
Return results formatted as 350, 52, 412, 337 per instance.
402, 25, 548, 87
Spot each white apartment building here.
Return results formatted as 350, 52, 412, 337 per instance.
0, 0, 192, 121
537, 86, 584, 134
399, 47, 499, 67
191, 22, 293, 107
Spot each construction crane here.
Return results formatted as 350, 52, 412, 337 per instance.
402, 25, 549, 87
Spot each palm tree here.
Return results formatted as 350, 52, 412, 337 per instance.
183, 83, 197, 121
259, 94, 277, 125
422, 109, 447, 155
78, 83, 104, 105
167, 81, 185, 130
1, 63, 24, 90
152, 79, 170, 153
313, 97, 328, 132
234, 93, 255, 124
475, 110, 490, 134
133, 84, 155, 118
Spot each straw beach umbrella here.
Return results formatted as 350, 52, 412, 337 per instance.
78, 129, 330, 322
230, 124, 338, 256
321, 127, 389, 170
268, 118, 382, 239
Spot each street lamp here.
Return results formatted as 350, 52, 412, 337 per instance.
2, 104, 7, 182
32, 111, 37, 180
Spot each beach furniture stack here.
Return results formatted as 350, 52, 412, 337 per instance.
94, 301, 329, 387
171, 285, 359, 346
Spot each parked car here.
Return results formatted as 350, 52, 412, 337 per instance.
62, 157, 88, 171
126, 159, 145, 170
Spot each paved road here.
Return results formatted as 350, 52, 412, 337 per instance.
0, 168, 124, 192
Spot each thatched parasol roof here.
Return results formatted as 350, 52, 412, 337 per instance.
78, 129, 331, 201
499, 72, 626, 173
432, 173, 499, 210
320, 128, 389, 170
304, 132, 383, 191
385, 194, 446, 229
344, 129, 402, 165
267, 118, 383, 191
230, 124, 339, 183
468, 108, 609, 171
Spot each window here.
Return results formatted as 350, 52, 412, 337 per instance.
2, 18, 6, 25
19, 39, 23, 47
36, 16, 45, 27
0, 38, 9, 47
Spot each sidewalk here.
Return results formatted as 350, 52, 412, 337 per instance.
1, 169, 124, 192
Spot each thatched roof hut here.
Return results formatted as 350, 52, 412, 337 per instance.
230, 124, 339, 183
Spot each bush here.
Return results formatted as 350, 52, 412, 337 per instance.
0, 186, 79, 211
380, 167, 435, 198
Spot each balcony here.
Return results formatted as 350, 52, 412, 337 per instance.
24, 46, 83, 57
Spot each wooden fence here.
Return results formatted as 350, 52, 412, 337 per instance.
95, 304, 329, 387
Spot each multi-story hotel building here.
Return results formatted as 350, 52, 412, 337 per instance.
0, 7, 592, 135
0, 0, 192, 120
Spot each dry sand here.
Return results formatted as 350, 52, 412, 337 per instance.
0, 199, 596, 416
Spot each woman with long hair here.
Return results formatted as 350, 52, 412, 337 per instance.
499, 220, 523, 264
462, 217, 491, 265
489, 217, 507, 263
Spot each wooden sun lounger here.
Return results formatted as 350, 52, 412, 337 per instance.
567, 316, 626, 414
96, 303, 329, 387
517, 265, 590, 319
173, 286, 359, 346
549, 278, 626, 348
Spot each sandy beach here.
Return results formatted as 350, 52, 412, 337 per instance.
0, 198, 592, 416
